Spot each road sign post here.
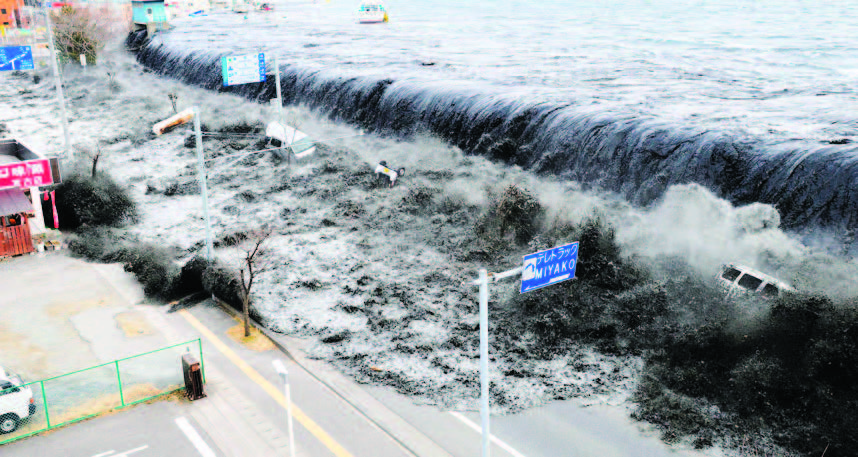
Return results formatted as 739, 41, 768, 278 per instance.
478, 268, 490, 457
467, 241, 579, 457
273, 54, 282, 122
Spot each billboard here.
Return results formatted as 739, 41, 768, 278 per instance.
0, 159, 58, 188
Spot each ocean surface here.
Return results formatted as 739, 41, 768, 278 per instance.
130, 0, 858, 231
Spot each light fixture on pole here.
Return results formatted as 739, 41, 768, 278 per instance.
273, 359, 296, 457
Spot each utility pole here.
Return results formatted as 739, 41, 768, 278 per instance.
44, 7, 72, 160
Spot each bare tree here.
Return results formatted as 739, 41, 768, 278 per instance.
91, 144, 101, 178
239, 228, 273, 337
168, 92, 179, 114
51, 6, 109, 65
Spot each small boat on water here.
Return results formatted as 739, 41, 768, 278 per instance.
357, 1, 388, 23
233, 2, 250, 13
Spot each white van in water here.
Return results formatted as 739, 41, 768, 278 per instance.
0, 366, 36, 434
716, 263, 794, 299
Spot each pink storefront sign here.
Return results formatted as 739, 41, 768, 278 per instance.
0, 159, 54, 188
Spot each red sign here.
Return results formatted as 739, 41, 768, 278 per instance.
0, 159, 54, 188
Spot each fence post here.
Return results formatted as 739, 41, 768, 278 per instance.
198, 338, 206, 384
115, 360, 125, 407
40, 380, 50, 429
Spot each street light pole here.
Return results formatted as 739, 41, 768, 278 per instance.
44, 7, 72, 160
193, 108, 214, 260
273, 359, 296, 457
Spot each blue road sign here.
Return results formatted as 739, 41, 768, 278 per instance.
520, 241, 578, 293
0, 46, 35, 72
221, 52, 266, 86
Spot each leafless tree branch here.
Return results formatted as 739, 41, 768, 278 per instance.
239, 227, 274, 337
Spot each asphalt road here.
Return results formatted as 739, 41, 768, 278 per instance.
176, 303, 415, 457
184, 301, 704, 457
1, 401, 224, 457
361, 384, 706, 457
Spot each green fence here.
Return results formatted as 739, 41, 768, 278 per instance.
0, 338, 204, 445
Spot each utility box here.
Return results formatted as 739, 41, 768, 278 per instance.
182, 353, 206, 401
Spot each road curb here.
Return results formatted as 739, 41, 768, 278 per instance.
210, 296, 455, 457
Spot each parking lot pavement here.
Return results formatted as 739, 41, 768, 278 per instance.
1, 400, 224, 457
0, 253, 151, 381
0, 253, 303, 456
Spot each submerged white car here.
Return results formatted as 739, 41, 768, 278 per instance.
0, 366, 36, 434
265, 121, 317, 160
716, 263, 794, 299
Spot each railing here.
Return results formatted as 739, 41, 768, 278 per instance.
0, 338, 204, 445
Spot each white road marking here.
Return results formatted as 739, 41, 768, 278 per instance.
175, 417, 217, 457
116, 445, 149, 457
448, 411, 528, 457
92, 446, 148, 457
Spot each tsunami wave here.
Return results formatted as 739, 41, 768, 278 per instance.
127, 31, 858, 233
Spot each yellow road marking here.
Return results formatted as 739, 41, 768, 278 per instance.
179, 309, 354, 457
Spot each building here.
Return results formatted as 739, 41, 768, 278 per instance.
0, 187, 35, 257
0, 0, 19, 27
0, 139, 60, 258
165, 0, 210, 17
132, 0, 169, 34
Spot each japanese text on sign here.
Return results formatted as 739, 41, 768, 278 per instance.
520, 241, 579, 293
0, 159, 55, 188
221, 52, 266, 86
0, 46, 35, 72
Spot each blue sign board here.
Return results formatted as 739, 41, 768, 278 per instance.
221, 52, 266, 87
520, 241, 578, 293
0, 46, 35, 72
